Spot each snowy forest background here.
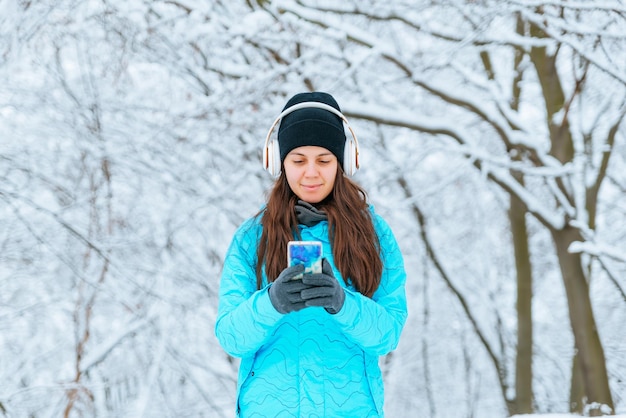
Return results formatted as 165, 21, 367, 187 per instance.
1, 0, 625, 417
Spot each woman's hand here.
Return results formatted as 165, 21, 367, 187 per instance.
301, 259, 345, 314
269, 264, 310, 314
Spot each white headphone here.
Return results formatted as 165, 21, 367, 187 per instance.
263, 101, 360, 177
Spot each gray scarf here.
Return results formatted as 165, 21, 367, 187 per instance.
295, 200, 328, 227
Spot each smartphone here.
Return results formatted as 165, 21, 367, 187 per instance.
287, 241, 323, 280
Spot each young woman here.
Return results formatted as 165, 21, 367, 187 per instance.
215, 92, 407, 417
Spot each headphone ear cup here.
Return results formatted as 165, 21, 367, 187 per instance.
343, 137, 358, 176
266, 139, 281, 177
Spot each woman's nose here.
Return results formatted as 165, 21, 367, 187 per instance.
304, 162, 317, 176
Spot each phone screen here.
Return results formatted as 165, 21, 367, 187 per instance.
287, 241, 322, 279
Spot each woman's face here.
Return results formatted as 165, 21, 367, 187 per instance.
284, 146, 338, 204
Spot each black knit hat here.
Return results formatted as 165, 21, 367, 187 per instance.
277, 92, 346, 167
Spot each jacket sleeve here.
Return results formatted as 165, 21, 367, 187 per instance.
214, 219, 283, 358
331, 215, 408, 356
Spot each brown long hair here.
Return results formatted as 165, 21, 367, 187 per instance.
255, 167, 382, 297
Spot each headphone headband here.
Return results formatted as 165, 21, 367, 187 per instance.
263, 101, 360, 176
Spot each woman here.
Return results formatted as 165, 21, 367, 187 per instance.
215, 92, 407, 417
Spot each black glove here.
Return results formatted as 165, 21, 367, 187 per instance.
301, 258, 346, 314
269, 264, 311, 314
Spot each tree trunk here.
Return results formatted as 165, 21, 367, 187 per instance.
551, 226, 614, 415
529, 16, 614, 414
570, 352, 585, 414
509, 172, 534, 414
509, 21, 533, 409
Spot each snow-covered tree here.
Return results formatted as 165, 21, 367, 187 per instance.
1, 0, 624, 416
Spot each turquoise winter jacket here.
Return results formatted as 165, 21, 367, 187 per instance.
215, 206, 407, 417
